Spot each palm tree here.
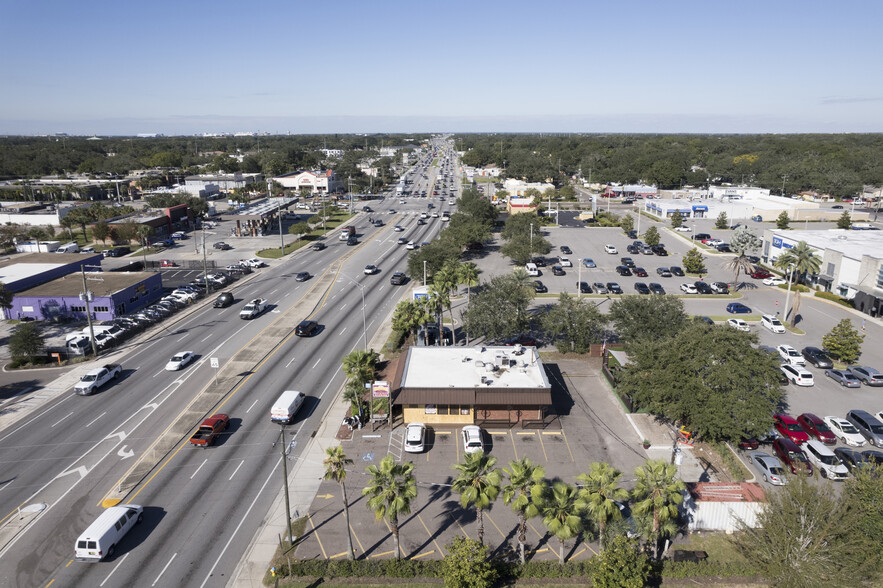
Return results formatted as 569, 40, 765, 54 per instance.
502, 458, 547, 563
538, 481, 584, 565
419, 292, 441, 345
428, 283, 452, 346
362, 455, 417, 560
722, 254, 756, 288
342, 348, 379, 385
392, 300, 422, 342
451, 452, 502, 545
342, 380, 364, 419
631, 459, 685, 559
59, 214, 77, 241
773, 241, 822, 283
459, 262, 480, 303
576, 462, 629, 552
323, 447, 355, 560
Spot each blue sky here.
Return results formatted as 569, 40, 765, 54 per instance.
2, 0, 881, 135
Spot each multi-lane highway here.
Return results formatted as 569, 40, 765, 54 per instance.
0, 138, 458, 587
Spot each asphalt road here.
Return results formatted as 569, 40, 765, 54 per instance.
0, 141, 457, 587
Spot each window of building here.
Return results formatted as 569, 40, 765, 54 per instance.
71, 305, 86, 312
93, 306, 109, 312
826, 262, 835, 277
877, 266, 883, 289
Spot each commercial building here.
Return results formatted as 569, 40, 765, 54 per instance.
272, 170, 343, 194
183, 173, 263, 195
762, 228, 883, 317
0, 252, 104, 295
393, 346, 552, 427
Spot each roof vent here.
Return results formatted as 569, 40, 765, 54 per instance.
475, 360, 485, 368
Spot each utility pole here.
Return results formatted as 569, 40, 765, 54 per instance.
278, 427, 294, 544
80, 266, 98, 356
202, 224, 211, 295
270, 179, 283, 255
781, 175, 788, 197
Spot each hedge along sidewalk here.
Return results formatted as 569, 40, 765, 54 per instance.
229, 267, 415, 587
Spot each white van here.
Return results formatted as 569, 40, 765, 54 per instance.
56, 242, 80, 253
524, 263, 539, 277
75, 504, 143, 561
270, 390, 306, 424
761, 314, 785, 334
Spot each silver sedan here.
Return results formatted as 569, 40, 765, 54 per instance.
748, 451, 788, 486
825, 368, 862, 388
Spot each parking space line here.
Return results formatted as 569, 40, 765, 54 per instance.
582, 541, 599, 556
411, 550, 435, 559
370, 550, 396, 558
509, 431, 518, 460
562, 431, 575, 462
572, 547, 587, 559
456, 519, 471, 539
417, 513, 445, 556
307, 513, 328, 559
537, 433, 549, 462
350, 526, 366, 555
485, 512, 506, 539
329, 552, 348, 559
528, 521, 545, 539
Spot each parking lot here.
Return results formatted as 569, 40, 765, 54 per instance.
295, 358, 650, 561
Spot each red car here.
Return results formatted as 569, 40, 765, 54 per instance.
797, 413, 836, 445
159, 259, 177, 267
750, 270, 773, 279
772, 437, 814, 475
774, 414, 810, 445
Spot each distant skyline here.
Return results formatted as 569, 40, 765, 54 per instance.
2, 0, 882, 135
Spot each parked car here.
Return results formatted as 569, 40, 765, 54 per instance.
846, 366, 883, 386
772, 437, 813, 475
694, 281, 713, 294
616, 266, 633, 276
780, 364, 814, 386
504, 334, 537, 347
774, 414, 810, 445
648, 283, 666, 295
533, 280, 547, 293
801, 346, 833, 369
559, 257, 572, 267
763, 276, 787, 286
834, 447, 866, 472
670, 266, 685, 277
777, 345, 805, 365
823, 416, 866, 447
825, 368, 862, 387
634, 282, 650, 295
604, 244, 618, 254
577, 281, 592, 294
560, 246, 572, 254
621, 257, 636, 268
680, 283, 698, 294
632, 267, 647, 277
797, 413, 836, 445
846, 410, 883, 447
802, 440, 849, 480
674, 226, 692, 232
710, 282, 729, 294
747, 452, 788, 485
462, 425, 485, 454
727, 318, 750, 331
656, 267, 672, 277
862, 450, 883, 467
213, 241, 232, 250
750, 270, 773, 279
404, 423, 427, 453
760, 314, 785, 333
606, 282, 623, 294
651, 245, 668, 256
582, 258, 596, 268
593, 282, 608, 294
726, 302, 751, 314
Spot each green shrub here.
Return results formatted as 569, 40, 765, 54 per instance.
814, 291, 853, 308
591, 536, 653, 588
776, 283, 810, 293
661, 559, 761, 578
442, 537, 496, 588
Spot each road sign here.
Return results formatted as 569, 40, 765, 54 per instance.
210, 357, 219, 368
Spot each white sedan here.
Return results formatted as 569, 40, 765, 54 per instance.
559, 257, 573, 268
763, 277, 787, 286
823, 416, 866, 447
166, 351, 195, 371
406, 241, 417, 250
604, 244, 618, 254
727, 318, 750, 332
680, 283, 698, 294
673, 226, 692, 232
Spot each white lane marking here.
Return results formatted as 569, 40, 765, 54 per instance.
229, 460, 245, 480
178, 333, 189, 342
285, 356, 297, 368
246, 398, 260, 414
85, 411, 107, 428
0, 394, 75, 445
367, 319, 375, 329
190, 458, 208, 480
51, 412, 74, 428
198, 457, 281, 588
269, 288, 278, 295
340, 303, 347, 311
201, 334, 213, 342
100, 552, 129, 586
312, 358, 322, 369
317, 369, 342, 399
378, 285, 385, 293
152, 552, 177, 586
284, 291, 291, 297
339, 327, 347, 336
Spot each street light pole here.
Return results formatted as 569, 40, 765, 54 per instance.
339, 274, 368, 350
783, 264, 796, 323
423, 260, 428, 286
278, 427, 294, 544
270, 180, 284, 256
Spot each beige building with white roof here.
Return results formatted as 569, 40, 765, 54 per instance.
394, 345, 552, 426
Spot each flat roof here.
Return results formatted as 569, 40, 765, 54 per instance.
0, 253, 102, 286
16, 271, 157, 298
401, 346, 550, 390
771, 229, 883, 261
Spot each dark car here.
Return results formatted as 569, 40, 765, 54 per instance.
626, 244, 640, 254
634, 282, 651, 295
693, 233, 711, 242
648, 282, 666, 295
694, 281, 713, 294
797, 413, 836, 445
651, 245, 668, 256
213, 292, 234, 308
390, 272, 407, 285
626, 230, 638, 239
621, 257, 636, 268
295, 272, 311, 282
834, 447, 866, 472
347, 236, 358, 246
465, 242, 483, 251
213, 242, 232, 250
105, 246, 131, 257
726, 302, 751, 314
715, 243, 731, 253
606, 282, 623, 294
670, 266, 685, 277
577, 281, 592, 294
616, 266, 633, 276
295, 320, 320, 337
634, 267, 648, 277
738, 438, 760, 450
311, 241, 326, 251
531, 257, 547, 267
862, 450, 883, 466
560, 246, 572, 254
552, 265, 566, 276
801, 346, 833, 369
772, 437, 813, 475
533, 280, 548, 293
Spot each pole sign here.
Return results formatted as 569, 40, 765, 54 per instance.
372, 381, 389, 398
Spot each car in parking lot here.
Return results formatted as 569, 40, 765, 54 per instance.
862, 450, 883, 466
727, 318, 750, 331
834, 447, 866, 472
559, 257, 573, 267
846, 410, 883, 447
531, 257, 547, 267
651, 245, 668, 256
606, 282, 623, 294
777, 344, 805, 365
670, 266, 685, 277
763, 276, 787, 286
772, 437, 813, 475
760, 314, 785, 333
166, 351, 195, 371
726, 302, 751, 314
390, 272, 407, 285
627, 244, 640, 254
774, 414, 810, 445
674, 226, 692, 232
604, 244, 618, 254
750, 270, 773, 279
634, 267, 648, 277
295, 272, 311, 282
802, 440, 849, 480
797, 413, 836, 445
823, 416, 866, 447
560, 246, 572, 254
710, 282, 729, 294
213, 241, 232, 250
404, 423, 427, 453
577, 281, 592, 294
694, 281, 713, 294
582, 258, 596, 268
634, 282, 650, 295
680, 283, 698, 294
462, 425, 485, 454
825, 368, 861, 387
295, 320, 320, 337
616, 266, 633, 276
648, 283, 666, 295
846, 366, 883, 386
747, 452, 788, 485
802, 347, 833, 369
533, 280, 547, 293
593, 282, 608, 294
780, 364, 814, 386
656, 267, 672, 277
552, 265, 566, 276
621, 257, 636, 268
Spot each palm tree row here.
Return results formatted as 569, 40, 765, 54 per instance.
324, 446, 685, 564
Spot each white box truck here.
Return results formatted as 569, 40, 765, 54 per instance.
75, 504, 143, 561
270, 390, 305, 424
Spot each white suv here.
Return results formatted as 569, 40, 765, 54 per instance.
802, 440, 848, 480
777, 344, 805, 365
462, 426, 484, 454
761, 314, 785, 333
781, 364, 814, 386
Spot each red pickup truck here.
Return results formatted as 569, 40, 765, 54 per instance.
189, 414, 229, 447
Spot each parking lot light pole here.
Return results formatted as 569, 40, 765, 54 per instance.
270, 179, 284, 255
783, 264, 796, 323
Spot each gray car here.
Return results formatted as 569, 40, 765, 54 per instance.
846, 410, 883, 447
747, 451, 788, 485
847, 366, 883, 387
825, 369, 862, 388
